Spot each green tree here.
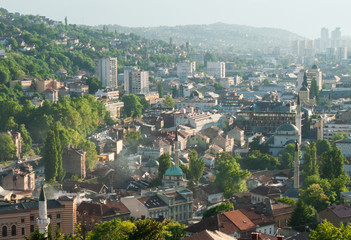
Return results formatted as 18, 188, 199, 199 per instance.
320, 147, 346, 180
163, 95, 175, 107
241, 150, 279, 170
215, 152, 250, 198
249, 136, 268, 154
277, 196, 296, 206
316, 139, 332, 156
310, 78, 319, 99
121, 94, 143, 118
303, 142, 319, 178
125, 130, 142, 147
278, 143, 297, 169
18, 124, 32, 157
299, 184, 331, 211
157, 82, 163, 98
25, 228, 46, 240
289, 199, 319, 231
164, 219, 186, 240
332, 132, 349, 144
213, 82, 224, 90
129, 218, 166, 240
87, 218, 135, 240
157, 153, 172, 179
189, 150, 205, 185
263, 78, 271, 84
43, 129, 59, 182
138, 96, 150, 110
86, 77, 102, 94
308, 220, 351, 240
0, 133, 17, 161
203, 201, 234, 219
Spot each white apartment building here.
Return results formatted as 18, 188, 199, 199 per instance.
177, 61, 196, 80
323, 123, 351, 140
124, 68, 149, 94
176, 98, 218, 111
94, 57, 118, 88
336, 138, 351, 158
207, 61, 225, 79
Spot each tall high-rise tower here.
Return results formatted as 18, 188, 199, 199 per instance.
296, 96, 302, 144
294, 141, 300, 189
37, 185, 50, 235
94, 57, 118, 88
320, 27, 329, 52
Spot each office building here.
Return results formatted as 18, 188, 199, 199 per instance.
177, 61, 196, 81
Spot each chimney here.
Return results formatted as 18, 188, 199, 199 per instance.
251, 232, 259, 240
277, 235, 284, 240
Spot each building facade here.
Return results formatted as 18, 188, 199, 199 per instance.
94, 57, 118, 88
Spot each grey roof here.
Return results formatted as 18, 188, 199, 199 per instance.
0, 200, 62, 214
336, 138, 351, 144
276, 123, 299, 133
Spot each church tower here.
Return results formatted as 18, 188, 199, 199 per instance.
37, 185, 50, 235
296, 95, 302, 144
294, 141, 300, 189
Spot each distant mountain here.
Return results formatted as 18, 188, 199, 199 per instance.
100, 22, 305, 52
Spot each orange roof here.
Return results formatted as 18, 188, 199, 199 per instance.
223, 210, 256, 231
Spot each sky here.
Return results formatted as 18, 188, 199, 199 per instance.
1, 0, 350, 39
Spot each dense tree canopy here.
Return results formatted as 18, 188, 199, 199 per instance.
203, 201, 234, 219
215, 152, 250, 198
0, 133, 17, 160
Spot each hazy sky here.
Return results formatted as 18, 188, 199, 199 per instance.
1, 0, 350, 39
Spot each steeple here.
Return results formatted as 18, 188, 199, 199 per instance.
295, 96, 302, 144
174, 127, 180, 167
302, 71, 308, 88
37, 185, 50, 236
293, 141, 300, 189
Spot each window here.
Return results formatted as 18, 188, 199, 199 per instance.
21, 227, 25, 236
2, 226, 7, 237
30, 225, 34, 233
57, 223, 61, 229
30, 216, 34, 221
56, 214, 61, 219
11, 225, 16, 236
21, 218, 25, 223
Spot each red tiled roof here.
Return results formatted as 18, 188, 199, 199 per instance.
183, 230, 236, 240
223, 210, 256, 231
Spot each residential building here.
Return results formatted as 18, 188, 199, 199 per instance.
335, 138, 351, 157
1, 131, 21, 159
121, 187, 193, 223
186, 210, 255, 239
227, 127, 245, 147
250, 186, 282, 204
177, 61, 196, 81
207, 62, 225, 79
94, 57, 118, 88
124, 68, 149, 94
1, 167, 35, 191
62, 146, 86, 179
77, 201, 130, 235
319, 204, 351, 227
176, 98, 218, 111
95, 89, 119, 100
323, 123, 351, 140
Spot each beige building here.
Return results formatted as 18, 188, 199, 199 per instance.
62, 146, 86, 179
0, 196, 76, 239
121, 187, 193, 224
2, 168, 35, 192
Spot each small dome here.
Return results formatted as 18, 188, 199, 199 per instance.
300, 86, 309, 91
146, 159, 159, 167
311, 64, 318, 70
276, 123, 299, 134
164, 166, 183, 176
